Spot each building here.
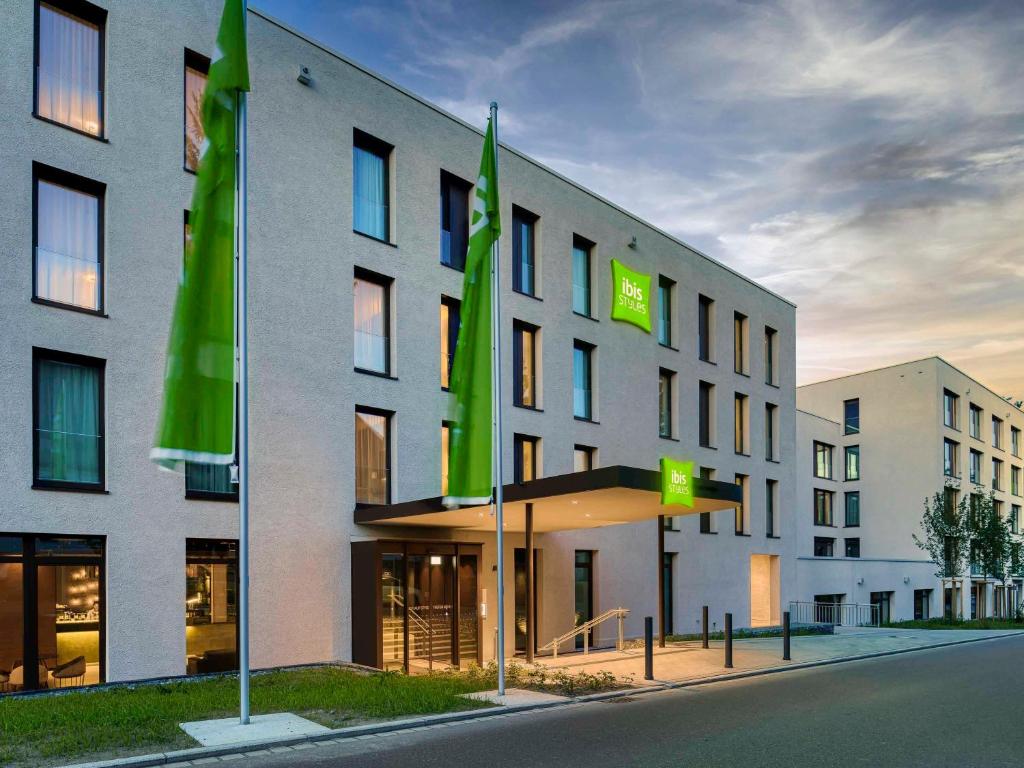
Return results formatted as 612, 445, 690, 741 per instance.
0, 1, 798, 691
795, 357, 1024, 623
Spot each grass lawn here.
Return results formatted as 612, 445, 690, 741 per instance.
0, 666, 494, 767
664, 626, 830, 643
883, 618, 1024, 631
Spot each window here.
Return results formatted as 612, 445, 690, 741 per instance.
734, 473, 748, 535
572, 236, 593, 317
183, 50, 209, 172
765, 403, 778, 461
353, 129, 391, 241
34, 348, 104, 490
1012, 505, 1021, 535
512, 206, 538, 297
35, 0, 105, 137
698, 295, 714, 362
185, 539, 238, 675
512, 321, 538, 408
659, 369, 675, 438
573, 445, 595, 472
843, 399, 860, 435
765, 479, 778, 537
944, 439, 960, 477
440, 171, 471, 270
658, 276, 675, 347
844, 445, 860, 481
813, 537, 835, 557
573, 341, 594, 420
1013, 466, 1021, 496
993, 457, 1003, 491
764, 327, 777, 385
943, 390, 959, 429
845, 491, 860, 527
1013, 427, 1021, 457
814, 441, 834, 479
844, 538, 861, 558
733, 312, 748, 374
185, 462, 236, 500
353, 270, 391, 375
993, 416, 1004, 450
354, 407, 390, 505
970, 449, 982, 484
33, 163, 104, 313
699, 466, 715, 533
734, 393, 749, 454
514, 434, 538, 483
440, 296, 460, 389
914, 590, 931, 621
441, 423, 450, 495
698, 381, 714, 448
969, 404, 982, 440
814, 489, 834, 526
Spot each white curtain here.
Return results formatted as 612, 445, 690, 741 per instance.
353, 146, 387, 239
355, 411, 388, 504
353, 278, 386, 372
37, 180, 99, 310
37, 4, 101, 135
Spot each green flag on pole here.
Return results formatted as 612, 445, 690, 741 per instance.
444, 118, 501, 506
151, 0, 250, 469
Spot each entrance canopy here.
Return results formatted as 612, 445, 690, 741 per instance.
355, 465, 741, 534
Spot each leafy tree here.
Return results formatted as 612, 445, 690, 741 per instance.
968, 492, 1013, 588
914, 489, 969, 585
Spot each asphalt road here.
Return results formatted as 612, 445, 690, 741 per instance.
235, 635, 1024, 768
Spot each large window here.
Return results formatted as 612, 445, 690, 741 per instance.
992, 416, 1004, 450
1012, 465, 1021, 497
353, 130, 391, 241
1013, 426, 1021, 457
733, 312, 748, 374
765, 403, 778, 461
514, 434, 538, 484
441, 423, 450, 495
440, 171, 471, 270
658, 276, 674, 347
512, 206, 538, 297
353, 270, 391, 375
969, 404, 983, 440
814, 441, 834, 479
34, 349, 104, 491
969, 449, 982, 484
993, 457, 1003, 491
574, 445, 595, 472
698, 295, 714, 362
813, 537, 834, 557
845, 491, 860, 527
844, 399, 860, 435
35, 1, 105, 137
734, 473, 748, 535
572, 236, 593, 317
33, 163, 104, 313
734, 393, 749, 454
659, 369, 675, 439
764, 327, 777, 385
1013, 505, 1021, 535
943, 390, 960, 429
185, 539, 238, 675
765, 479, 778, 537
440, 296, 460, 389
355, 407, 390, 505
183, 50, 209, 172
513, 321, 538, 408
814, 489, 834, 526
944, 439, 959, 477
573, 341, 594, 420
844, 445, 860, 481
699, 381, 714, 448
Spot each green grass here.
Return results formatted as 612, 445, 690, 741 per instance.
0, 666, 493, 767
882, 617, 1024, 631
664, 626, 829, 642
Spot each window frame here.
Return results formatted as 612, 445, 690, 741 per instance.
183, 48, 210, 174
844, 491, 860, 527
352, 266, 393, 377
969, 404, 983, 440
765, 403, 778, 461
813, 488, 834, 526
354, 405, 392, 506
764, 326, 777, 386
944, 438, 960, 477
658, 368, 676, 439
571, 235, 594, 318
440, 295, 460, 390
943, 390, 959, 429
734, 392, 749, 455
813, 441, 834, 480
697, 295, 714, 362
698, 380, 714, 448
657, 276, 675, 348
514, 433, 539, 484
813, 537, 835, 558
844, 444, 860, 481
512, 205, 539, 298
572, 339, 595, 421
844, 538, 861, 558
512, 320, 539, 409
843, 398, 860, 435
733, 311, 748, 375
765, 479, 778, 537
992, 416, 1004, 451
440, 170, 472, 271
573, 444, 595, 473
352, 128, 393, 244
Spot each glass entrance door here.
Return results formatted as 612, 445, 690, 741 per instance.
407, 550, 455, 672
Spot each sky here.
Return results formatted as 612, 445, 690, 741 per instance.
257, 0, 1024, 396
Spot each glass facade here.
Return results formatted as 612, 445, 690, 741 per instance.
185, 539, 238, 675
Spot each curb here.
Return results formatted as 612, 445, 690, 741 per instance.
58, 631, 1024, 768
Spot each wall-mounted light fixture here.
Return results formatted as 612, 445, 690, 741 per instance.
297, 65, 312, 85
628, 236, 637, 249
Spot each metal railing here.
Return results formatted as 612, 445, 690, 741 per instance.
538, 607, 629, 659
789, 601, 879, 627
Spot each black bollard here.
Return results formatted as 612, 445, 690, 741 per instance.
702, 605, 709, 649
724, 612, 733, 669
644, 616, 654, 680
783, 611, 791, 661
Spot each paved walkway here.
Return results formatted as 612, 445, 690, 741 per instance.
531, 627, 1024, 684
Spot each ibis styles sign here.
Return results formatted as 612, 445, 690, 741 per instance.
660, 457, 694, 508
610, 259, 652, 333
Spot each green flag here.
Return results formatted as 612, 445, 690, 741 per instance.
151, 0, 250, 470
444, 119, 501, 506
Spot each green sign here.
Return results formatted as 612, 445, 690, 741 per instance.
610, 259, 652, 333
661, 457, 694, 508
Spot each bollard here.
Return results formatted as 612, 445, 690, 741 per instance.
644, 616, 654, 680
782, 611, 791, 661
724, 612, 733, 669
702, 605, 709, 649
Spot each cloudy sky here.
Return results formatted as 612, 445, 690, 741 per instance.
258, 0, 1024, 396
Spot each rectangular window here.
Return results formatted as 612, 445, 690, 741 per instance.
658, 276, 674, 347
765, 403, 778, 461
513, 321, 538, 408
354, 407, 390, 504
699, 466, 715, 533
185, 462, 236, 500
813, 537, 835, 557
969, 404, 982, 440
573, 341, 594, 420
1013, 426, 1021, 457
970, 449, 982, 484
698, 295, 714, 362
733, 312, 748, 374
844, 445, 860, 481
1012, 505, 1021, 535
441, 423, 450, 496
353, 269, 391, 375
659, 368, 675, 439
1013, 465, 1021, 496
814, 489, 834, 526
353, 129, 391, 241
572, 236, 593, 317
33, 163, 104, 313
764, 327, 777, 385
814, 441, 834, 479
844, 538, 861, 558
573, 445, 594, 473
943, 390, 959, 429
765, 479, 778, 537
843, 399, 860, 435
183, 50, 209, 172
514, 434, 538, 483
845, 491, 860, 527
734, 473, 748, 535
512, 206, 538, 296
993, 457, 1003, 491
440, 171, 471, 270
34, 348, 104, 490
35, 0, 105, 137
440, 296, 460, 389
944, 439, 959, 477
185, 539, 238, 675
699, 381, 714, 448
993, 416, 1004, 450
734, 393, 749, 454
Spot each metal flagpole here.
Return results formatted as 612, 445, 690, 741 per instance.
490, 101, 506, 697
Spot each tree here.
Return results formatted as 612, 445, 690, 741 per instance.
913, 488, 969, 618
969, 492, 1014, 615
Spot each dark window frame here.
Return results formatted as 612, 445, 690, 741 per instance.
512, 320, 539, 409
573, 339, 595, 421
352, 128, 393, 244
733, 311, 748, 375
512, 205, 539, 297
182, 48, 211, 174
354, 405, 393, 507
659, 368, 675, 439
573, 444, 595, 472
514, 433, 539, 484
844, 491, 860, 527
657, 275, 675, 348
765, 478, 778, 537
813, 537, 835, 557
185, 538, 240, 675
440, 295, 461, 390
813, 440, 834, 479
844, 444, 860, 481
571, 234, 594, 318
844, 538, 861, 558
843, 398, 860, 435
353, 266, 394, 377
698, 380, 714, 448
440, 169, 472, 271
764, 326, 777, 386
943, 389, 960, 430
698, 294, 714, 362
814, 488, 834, 526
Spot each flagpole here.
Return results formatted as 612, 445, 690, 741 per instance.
489, 101, 506, 697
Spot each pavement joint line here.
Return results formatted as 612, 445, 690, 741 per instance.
57, 631, 1024, 768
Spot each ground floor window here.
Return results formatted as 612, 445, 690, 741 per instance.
870, 591, 893, 625
574, 550, 594, 649
914, 589, 931, 620
0, 534, 104, 692
185, 539, 238, 675
515, 548, 540, 655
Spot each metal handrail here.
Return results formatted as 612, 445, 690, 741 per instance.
788, 601, 879, 627
539, 607, 629, 658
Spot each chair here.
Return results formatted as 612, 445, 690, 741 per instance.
8, 663, 49, 690
51, 656, 86, 688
